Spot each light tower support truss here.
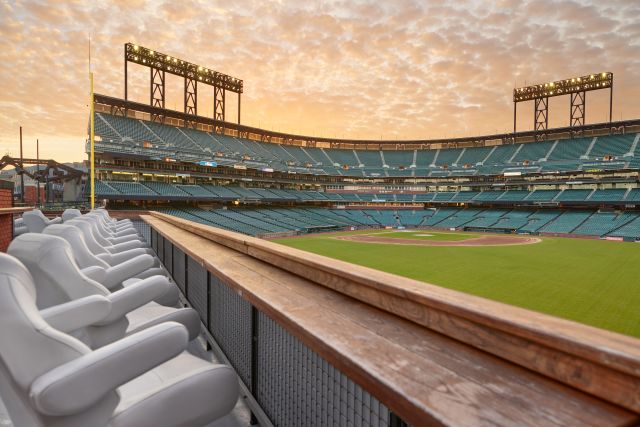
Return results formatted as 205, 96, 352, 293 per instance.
513, 72, 613, 139
570, 91, 586, 130
184, 77, 197, 128
124, 42, 243, 129
150, 68, 165, 123
534, 97, 549, 140
214, 86, 226, 132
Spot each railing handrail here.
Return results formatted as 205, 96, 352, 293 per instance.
0, 207, 33, 214
146, 211, 640, 415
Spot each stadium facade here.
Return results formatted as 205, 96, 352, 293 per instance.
89, 92, 640, 241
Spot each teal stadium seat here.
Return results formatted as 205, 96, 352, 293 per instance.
92, 113, 640, 177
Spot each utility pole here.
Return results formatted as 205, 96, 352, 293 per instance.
36, 138, 40, 207
19, 126, 24, 204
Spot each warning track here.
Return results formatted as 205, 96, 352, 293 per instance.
333, 234, 541, 247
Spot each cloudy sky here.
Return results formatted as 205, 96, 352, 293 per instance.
1, 0, 639, 162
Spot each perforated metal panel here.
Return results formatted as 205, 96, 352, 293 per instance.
256, 310, 391, 427
208, 274, 252, 387
164, 240, 173, 275
151, 229, 158, 254
150, 224, 408, 427
173, 247, 186, 294
187, 258, 208, 324
130, 220, 151, 244
157, 234, 165, 264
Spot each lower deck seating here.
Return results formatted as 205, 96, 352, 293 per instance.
463, 210, 507, 228
573, 212, 639, 236
540, 211, 593, 233
156, 207, 640, 239
489, 210, 535, 230
609, 216, 640, 239
425, 209, 485, 229
518, 211, 562, 232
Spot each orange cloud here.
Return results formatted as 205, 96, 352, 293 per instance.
0, 0, 638, 162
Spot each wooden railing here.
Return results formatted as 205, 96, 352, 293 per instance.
0, 207, 32, 214
143, 211, 640, 426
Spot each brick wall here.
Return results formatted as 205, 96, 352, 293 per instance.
0, 185, 13, 252
23, 185, 46, 206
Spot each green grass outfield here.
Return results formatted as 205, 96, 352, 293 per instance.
275, 230, 640, 338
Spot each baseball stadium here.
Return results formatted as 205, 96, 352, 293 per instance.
1, 2, 640, 426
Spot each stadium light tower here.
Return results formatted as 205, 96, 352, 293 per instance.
123, 43, 243, 130
513, 72, 613, 140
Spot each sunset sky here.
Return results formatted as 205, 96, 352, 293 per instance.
1, 0, 639, 162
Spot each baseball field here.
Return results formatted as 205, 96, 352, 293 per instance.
275, 229, 640, 338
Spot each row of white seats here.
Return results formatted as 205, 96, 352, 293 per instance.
0, 209, 239, 426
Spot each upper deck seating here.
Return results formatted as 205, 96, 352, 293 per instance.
589, 134, 635, 158
143, 182, 190, 197
555, 189, 593, 202
588, 189, 627, 202
94, 113, 640, 178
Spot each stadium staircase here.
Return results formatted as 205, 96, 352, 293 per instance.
625, 133, 640, 157
582, 137, 598, 159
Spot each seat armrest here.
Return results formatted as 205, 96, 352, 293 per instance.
98, 275, 171, 323
49, 217, 63, 225
80, 266, 112, 288
114, 223, 135, 231
101, 254, 155, 288
113, 227, 138, 237
108, 234, 141, 245
30, 322, 188, 416
106, 239, 145, 253
97, 247, 150, 266
40, 295, 111, 333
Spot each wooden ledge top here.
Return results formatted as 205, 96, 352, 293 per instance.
143, 213, 640, 424
107, 210, 149, 220
0, 207, 32, 214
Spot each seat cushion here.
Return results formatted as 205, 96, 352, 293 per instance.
112, 352, 238, 427
126, 303, 200, 341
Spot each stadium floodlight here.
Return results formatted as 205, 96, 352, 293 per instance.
512, 72, 613, 139
513, 72, 612, 102
124, 43, 242, 93
123, 42, 243, 128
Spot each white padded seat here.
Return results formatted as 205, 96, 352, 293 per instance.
66, 219, 149, 255
7, 234, 199, 348
81, 214, 139, 239
0, 253, 238, 427
22, 210, 62, 233
62, 208, 83, 222
42, 224, 178, 306
72, 217, 145, 248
